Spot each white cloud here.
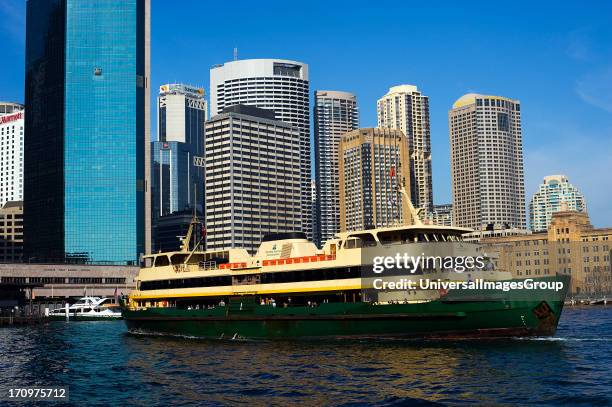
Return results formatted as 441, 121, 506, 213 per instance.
575, 68, 612, 113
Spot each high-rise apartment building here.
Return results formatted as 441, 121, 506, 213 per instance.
339, 128, 411, 232
377, 85, 433, 213
0, 103, 24, 207
204, 105, 302, 254
152, 84, 207, 251
530, 175, 586, 232
24, 0, 150, 264
210, 59, 312, 240
449, 94, 526, 231
314, 90, 359, 246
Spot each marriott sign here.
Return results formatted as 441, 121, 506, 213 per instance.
0, 111, 23, 125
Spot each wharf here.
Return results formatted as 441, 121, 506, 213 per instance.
0, 315, 46, 326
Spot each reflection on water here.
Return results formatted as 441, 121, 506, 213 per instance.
0, 307, 610, 406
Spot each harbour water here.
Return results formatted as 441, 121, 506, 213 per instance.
0, 307, 610, 406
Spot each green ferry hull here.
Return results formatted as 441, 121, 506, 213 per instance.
124, 276, 569, 339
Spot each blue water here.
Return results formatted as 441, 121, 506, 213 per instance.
0, 307, 611, 406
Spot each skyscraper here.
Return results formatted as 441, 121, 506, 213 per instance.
314, 90, 359, 246
449, 94, 525, 231
152, 84, 207, 251
377, 85, 433, 213
204, 105, 302, 254
24, 0, 150, 264
210, 59, 311, 240
339, 128, 411, 232
0, 103, 24, 207
530, 175, 586, 232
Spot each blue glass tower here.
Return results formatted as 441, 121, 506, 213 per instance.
24, 0, 150, 264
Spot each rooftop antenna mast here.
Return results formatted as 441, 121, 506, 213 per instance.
233, 47, 238, 61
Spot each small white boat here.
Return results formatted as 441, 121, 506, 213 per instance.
48, 296, 122, 320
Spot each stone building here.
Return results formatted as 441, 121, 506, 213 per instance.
482, 210, 611, 296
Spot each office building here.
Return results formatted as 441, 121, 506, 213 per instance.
210, 59, 312, 240
152, 84, 207, 251
530, 175, 586, 232
314, 90, 359, 246
449, 94, 526, 231
154, 210, 201, 253
24, 0, 150, 264
339, 128, 411, 232
482, 210, 612, 296
0, 103, 24, 207
377, 85, 433, 213
432, 203, 453, 227
0, 201, 23, 263
204, 105, 302, 254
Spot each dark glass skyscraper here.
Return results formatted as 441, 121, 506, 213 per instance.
24, 0, 150, 264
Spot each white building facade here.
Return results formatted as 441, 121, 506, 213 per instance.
314, 90, 359, 247
377, 85, 433, 213
449, 94, 526, 230
0, 103, 25, 207
204, 105, 302, 254
210, 59, 312, 240
529, 175, 586, 232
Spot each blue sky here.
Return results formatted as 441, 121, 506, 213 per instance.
1, 0, 611, 226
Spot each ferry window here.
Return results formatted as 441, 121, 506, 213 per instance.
347, 233, 377, 247
378, 230, 417, 245
171, 254, 189, 264
154, 256, 170, 267
345, 238, 361, 249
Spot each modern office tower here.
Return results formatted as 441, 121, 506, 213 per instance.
339, 128, 411, 232
529, 175, 586, 232
0, 201, 23, 262
204, 105, 302, 254
24, 0, 150, 264
432, 203, 453, 227
449, 94, 526, 231
152, 84, 207, 251
377, 85, 433, 213
0, 103, 24, 207
210, 59, 312, 240
314, 90, 359, 246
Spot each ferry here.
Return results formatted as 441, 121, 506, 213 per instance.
123, 192, 569, 339
49, 296, 123, 321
